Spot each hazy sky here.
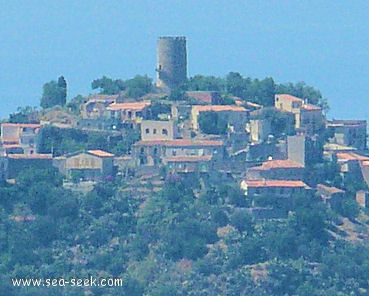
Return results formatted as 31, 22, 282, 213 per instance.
1, 1, 369, 121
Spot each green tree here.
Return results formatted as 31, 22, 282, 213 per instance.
9, 106, 39, 123
198, 111, 227, 135
125, 75, 153, 98
244, 77, 275, 106
58, 75, 67, 102
40, 76, 67, 108
146, 102, 171, 120
91, 76, 125, 94
230, 210, 254, 233
226, 72, 276, 106
168, 88, 186, 101
226, 72, 246, 98
188, 75, 225, 91
252, 107, 295, 137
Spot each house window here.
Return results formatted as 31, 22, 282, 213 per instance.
153, 129, 157, 134
145, 128, 150, 134
162, 129, 168, 135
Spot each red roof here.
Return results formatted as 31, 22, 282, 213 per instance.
275, 94, 304, 103
2, 138, 20, 144
7, 154, 52, 159
88, 150, 114, 157
107, 102, 150, 111
1, 123, 41, 128
186, 91, 215, 104
243, 180, 308, 188
134, 139, 223, 147
301, 104, 321, 111
2, 144, 22, 149
164, 155, 212, 162
337, 152, 369, 161
250, 159, 304, 170
192, 105, 247, 112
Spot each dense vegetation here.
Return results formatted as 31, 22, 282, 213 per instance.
1, 168, 369, 295
186, 73, 328, 112
91, 75, 153, 98
37, 126, 140, 157
198, 111, 228, 135
41, 76, 67, 109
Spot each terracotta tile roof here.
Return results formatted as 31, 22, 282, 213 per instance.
88, 150, 114, 157
243, 180, 308, 188
186, 91, 216, 104
337, 152, 369, 161
2, 144, 22, 149
317, 184, 344, 195
192, 105, 247, 112
106, 102, 150, 111
7, 154, 52, 159
1, 123, 41, 128
301, 104, 321, 111
134, 139, 223, 147
250, 159, 304, 170
164, 155, 212, 162
275, 94, 304, 103
2, 138, 20, 144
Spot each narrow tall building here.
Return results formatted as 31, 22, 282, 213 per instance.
156, 36, 187, 90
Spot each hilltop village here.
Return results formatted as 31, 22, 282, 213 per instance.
4, 36, 369, 295
1, 36, 369, 220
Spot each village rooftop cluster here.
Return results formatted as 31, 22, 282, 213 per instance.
1, 36, 368, 219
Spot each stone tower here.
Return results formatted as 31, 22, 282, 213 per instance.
156, 36, 187, 90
